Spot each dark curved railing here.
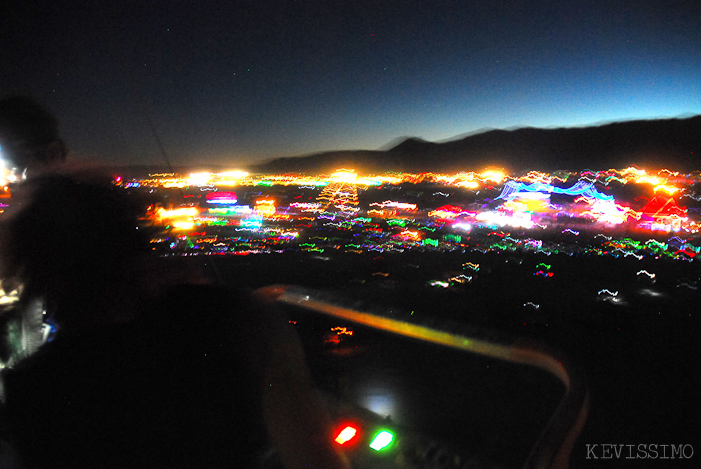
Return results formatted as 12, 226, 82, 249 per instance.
274, 285, 589, 469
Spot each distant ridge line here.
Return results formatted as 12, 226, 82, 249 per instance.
249, 115, 701, 174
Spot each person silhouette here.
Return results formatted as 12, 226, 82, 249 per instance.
0, 95, 68, 369
0, 95, 66, 180
0, 173, 350, 468
0, 98, 350, 468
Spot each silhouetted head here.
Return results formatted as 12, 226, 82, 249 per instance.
0, 95, 66, 177
0, 174, 152, 331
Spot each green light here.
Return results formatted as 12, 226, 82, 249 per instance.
369, 430, 393, 451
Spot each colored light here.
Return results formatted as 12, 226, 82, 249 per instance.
206, 191, 238, 205
334, 426, 358, 445
369, 431, 393, 451
158, 207, 198, 218
171, 220, 196, 230
331, 171, 357, 183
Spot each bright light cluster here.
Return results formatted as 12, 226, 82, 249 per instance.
123, 166, 699, 258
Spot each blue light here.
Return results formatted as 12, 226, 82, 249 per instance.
497, 181, 614, 201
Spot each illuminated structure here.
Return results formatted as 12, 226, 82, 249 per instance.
206, 191, 237, 205
316, 171, 360, 215
497, 180, 613, 202
638, 195, 688, 231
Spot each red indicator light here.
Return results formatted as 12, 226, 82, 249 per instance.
334, 426, 358, 445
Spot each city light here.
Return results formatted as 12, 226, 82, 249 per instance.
331, 170, 357, 183
118, 167, 700, 259
206, 191, 238, 205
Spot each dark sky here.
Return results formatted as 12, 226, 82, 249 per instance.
2, 0, 699, 168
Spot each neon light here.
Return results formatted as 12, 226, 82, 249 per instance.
171, 221, 195, 230
209, 206, 252, 215
475, 211, 534, 229
335, 426, 358, 445
654, 184, 679, 195
395, 230, 421, 241
240, 218, 263, 228
386, 219, 406, 227
534, 270, 554, 278
423, 238, 438, 247
428, 280, 449, 288
481, 170, 505, 183
330, 170, 357, 183
158, 207, 198, 218
369, 201, 417, 211
497, 180, 614, 202
443, 234, 461, 243
219, 170, 248, 179
453, 222, 472, 232
206, 191, 237, 204
449, 274, 472, 284
187, 172, 212, 186
369, 431, 394, 451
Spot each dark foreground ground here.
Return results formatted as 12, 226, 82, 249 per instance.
193, 250, 699, 467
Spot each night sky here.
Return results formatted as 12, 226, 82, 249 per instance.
2, 0, 699, 168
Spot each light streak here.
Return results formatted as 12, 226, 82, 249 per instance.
497, 180, 614, 202
453, 222, 472, 232
218, 170, 248, 179
449, 274, 472, 284
481, 170, 505, 183
209, 206, 253, 216
653, 185, 679, 195
534, 270, 553, 277
395, 230, 421, 241
369, 201, 417, 211
475, 211, 534, 229
187, 172, 212, 186
428, 280, 450, 288
171, 220, 195, 230
330, 170, 357, 183
157, 207, 198, 219
206, 191, 237, 205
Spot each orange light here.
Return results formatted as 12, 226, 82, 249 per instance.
331, 170, 357, 183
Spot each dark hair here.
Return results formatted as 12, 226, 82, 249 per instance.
1, 175, 151, 327
0, 95, 65, 169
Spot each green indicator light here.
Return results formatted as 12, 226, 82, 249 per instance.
369, 430, 394, 451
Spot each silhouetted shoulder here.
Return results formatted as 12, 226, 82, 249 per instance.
2, 284, 272, 468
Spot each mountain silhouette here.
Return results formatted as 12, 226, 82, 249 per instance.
249, 116, 700, 174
